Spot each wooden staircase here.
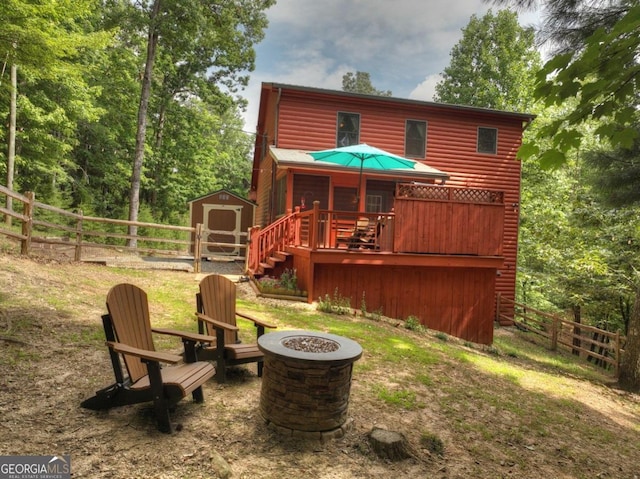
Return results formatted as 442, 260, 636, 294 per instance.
257, 251, 293, 278
247, 211, 298, 279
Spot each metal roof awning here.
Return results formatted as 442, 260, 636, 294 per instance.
269, 146, 450, 182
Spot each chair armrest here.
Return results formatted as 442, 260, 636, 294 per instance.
151, 327, 215, 344
195, 312, 239, 332
236, 311, 277, 329
105, 341, 181, 364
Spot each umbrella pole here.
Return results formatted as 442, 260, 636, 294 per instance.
356, 160, 364, 210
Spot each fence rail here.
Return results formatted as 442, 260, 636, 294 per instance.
0, 185, 216, 272
497, 294, 623, 377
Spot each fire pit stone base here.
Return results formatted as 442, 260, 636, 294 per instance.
258, 330, 362, 438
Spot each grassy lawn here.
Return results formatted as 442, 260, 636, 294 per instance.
0, 251, 638, 478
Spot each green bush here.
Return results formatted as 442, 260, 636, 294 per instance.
279, 268, 298, 291
404, 315, 426, 333
317, 288, 352, 315
435, 331, 449, 341
256, 269, 305, 297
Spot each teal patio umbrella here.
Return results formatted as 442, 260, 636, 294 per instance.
309, 143, 416, 202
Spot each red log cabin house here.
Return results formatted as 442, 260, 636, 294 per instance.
248, 83, 534, 344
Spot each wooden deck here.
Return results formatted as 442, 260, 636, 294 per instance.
287, 248, 501, 344
247, 184, 506, 344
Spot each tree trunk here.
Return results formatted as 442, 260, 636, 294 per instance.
5, 63, 16, 226
127, 0, 162, 247
150, 99, 167, 213
618, 285, 640, 391
368, 427, 412, 461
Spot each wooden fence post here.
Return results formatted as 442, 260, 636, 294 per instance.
75, 209, 83, 262
551, 316, 558, 351
193, 223, 203, 274
21, 191, 34, 255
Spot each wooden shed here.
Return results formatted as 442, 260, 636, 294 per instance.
188, 190, 255, 258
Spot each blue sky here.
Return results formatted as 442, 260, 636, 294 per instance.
239, 0, 540, 132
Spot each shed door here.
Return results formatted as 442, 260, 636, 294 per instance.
203, 204, 242, 256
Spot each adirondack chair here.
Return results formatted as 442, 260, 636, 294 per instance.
347, 217, 377, 249
195, 274, 276, 383
81, 283, 216, 433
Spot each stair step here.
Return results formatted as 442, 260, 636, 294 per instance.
274, 251, 292, 260
259, 262, 272, 272
267, 256, 285, 267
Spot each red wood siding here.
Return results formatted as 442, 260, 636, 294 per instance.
313, 263, 496, 344
253, 89, 279, 226
256, 153, 275, 226
424, 114, 522, 304
394, 199, 504, 256
271, 87, 524, 303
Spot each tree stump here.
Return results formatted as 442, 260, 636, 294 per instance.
368, 427, 412, 461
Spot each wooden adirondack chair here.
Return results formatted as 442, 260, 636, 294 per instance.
195, 274, 276, 383
347, 217, 376, 249
81, 283, 216, 433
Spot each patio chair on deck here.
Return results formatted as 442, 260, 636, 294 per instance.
81, 283, 216, 433
195, 274, 277, 383
347, 217, 377, 249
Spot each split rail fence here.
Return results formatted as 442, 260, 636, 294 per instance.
0, 185, 237, 273
0, 185, 629, 375
496, 294, 623, 377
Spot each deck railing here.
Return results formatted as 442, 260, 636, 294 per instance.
247, 202, 396, 273
247, 184, 508, 275
295, 204, 395, 251
247, 210, 299, 273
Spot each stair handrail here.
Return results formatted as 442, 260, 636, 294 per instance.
247, 208, 299, 275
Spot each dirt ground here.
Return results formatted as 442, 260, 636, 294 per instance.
1, 253, 640, 478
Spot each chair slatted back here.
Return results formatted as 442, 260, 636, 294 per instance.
356, 217, 370, 231
106, 283, 155, 383
198, 274, 239, 346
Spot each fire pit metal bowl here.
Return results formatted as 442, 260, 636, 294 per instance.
258, 330, 362, 439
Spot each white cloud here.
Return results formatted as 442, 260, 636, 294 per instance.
409, 74, 442, 102
240, 1, 542, 130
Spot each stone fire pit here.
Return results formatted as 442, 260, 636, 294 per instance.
257, 330, 363, 439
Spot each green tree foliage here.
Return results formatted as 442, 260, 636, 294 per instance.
0, 0, 113, 205
434, 9, 540, 111
583, 124, 640, 207
342, 71, 392, 97
0, 0, 109, 70
502, 0, 640, 168
519, 147, 635, 334
115, 0, 273, 243
2, 1, 271, 226
495, 0, 640, 389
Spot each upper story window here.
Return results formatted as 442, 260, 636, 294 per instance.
477, 127, 498, 154
405, 120, 427, 158
337, 112, 360, 147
